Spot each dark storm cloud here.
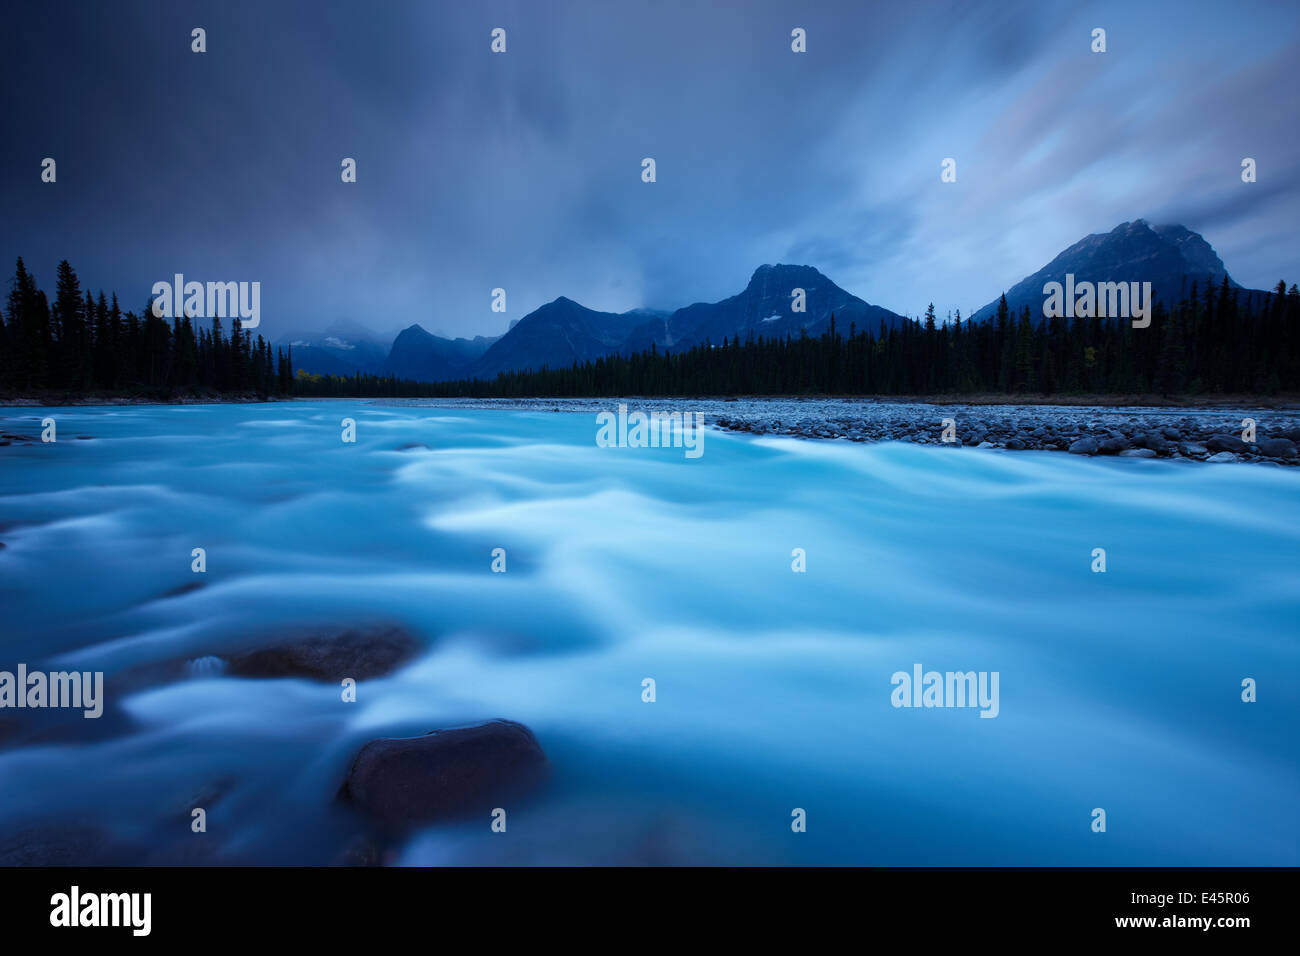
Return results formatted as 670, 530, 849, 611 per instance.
1, 0, 1296, 340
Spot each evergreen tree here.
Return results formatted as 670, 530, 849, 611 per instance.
54, 260, 88, 389
7, 259, 48, 388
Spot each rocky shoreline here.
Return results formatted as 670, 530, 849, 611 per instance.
711, 404, 1300, 465
6, 396, 1300, 465
378, 397, 1300, 466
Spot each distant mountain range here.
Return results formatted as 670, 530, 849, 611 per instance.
276, 319, 499, 381
283, 222, 1266, 382
462, 264, 906, 380
287, 264, 907, 382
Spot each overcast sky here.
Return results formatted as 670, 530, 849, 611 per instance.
3, 0, 1297, 340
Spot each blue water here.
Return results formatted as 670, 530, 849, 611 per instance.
0, 401, 1296, 865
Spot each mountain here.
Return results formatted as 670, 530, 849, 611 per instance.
383, 325, 499, 381
463, 265, 905, 379
290, 229, 1261, 383
465, 297, 650, 378
287, 264, 905, 383
628, 264, 905, 353
275, 319, 389, 376
971, 220, 1244, 322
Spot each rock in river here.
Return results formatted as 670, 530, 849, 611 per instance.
225, 625, 420, 681
340, 720, 548, 829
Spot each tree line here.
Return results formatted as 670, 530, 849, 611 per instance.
294, 278, 1300, 399
0, 258, 293, 397
4, 256, 1297, 400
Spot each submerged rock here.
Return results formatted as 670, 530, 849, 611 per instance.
161, 580, 205, 599
186, 655, 227, 678
1068, 436, 1099, 455
226, 625, 420, 681
340, 719, 548, 829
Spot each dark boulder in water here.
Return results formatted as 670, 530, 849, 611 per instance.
226, 625, 420, 681
340, 720, 548, 829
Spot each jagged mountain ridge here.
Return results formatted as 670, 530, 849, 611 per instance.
294, 222, 1263, 382
971, 220, 1246, 322
469, 264, 906, 378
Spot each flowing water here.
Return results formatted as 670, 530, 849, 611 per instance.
0, 400, 1296, 865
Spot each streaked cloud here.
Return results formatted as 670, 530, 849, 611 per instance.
1, 0, 1294, 338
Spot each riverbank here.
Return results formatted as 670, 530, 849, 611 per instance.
3, 391, 1298, 408
709, 401, 1300, 465
6, 395, 1299, 464
0, 391, 287, 406
371, 397, 1300, 466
